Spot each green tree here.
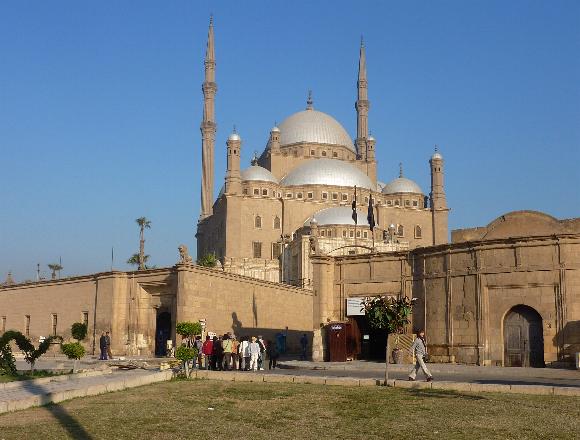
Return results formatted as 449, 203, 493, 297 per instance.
48, 263, 63, 280
127, 253, 150, 269
0, 330, 62, 375
61, 343, 86, 373
71, 322, 87, 342
175, 346, 198, 378
136, 217, 152, 270
196, 254, 217, 268
176, 321, 202, 342
362, 295, 415, 385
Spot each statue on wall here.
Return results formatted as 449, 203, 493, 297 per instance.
178, 245, 193, 264
309, 235, 319, 256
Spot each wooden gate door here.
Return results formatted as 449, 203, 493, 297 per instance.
504, 305, 544, 367
328, 323, 346, 362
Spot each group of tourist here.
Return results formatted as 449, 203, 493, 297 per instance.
183, 333, 282, 371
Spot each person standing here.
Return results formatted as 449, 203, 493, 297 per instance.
212, 336, 223, 370
99, 332, 108, 360
222, 334, 232, 371
257, 335, 266, 371
249, 336, 260, 371
231, 336, 240, 371
408, 329, 433, 382
239, 337, 250, 371
267, 340, 279, 370
105, 331, 112, 360
194, 335, 203, 369
202, 335, 213, 370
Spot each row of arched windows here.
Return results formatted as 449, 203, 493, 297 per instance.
254, 215, 281, 230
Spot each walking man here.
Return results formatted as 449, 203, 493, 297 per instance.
99, 332, 108, 360
408, 329, 433, 382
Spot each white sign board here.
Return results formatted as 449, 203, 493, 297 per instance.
346, 297, 365, 316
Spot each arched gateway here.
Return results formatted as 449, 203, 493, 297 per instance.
503, 305, 544, 367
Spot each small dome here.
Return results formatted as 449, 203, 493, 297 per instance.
271, 126, 280, 133
277, 109, 354, 151
241, 165, 278, 184
368, 135, 375, 141
382, 177, 423, 195
304, 207, 369, 227
228, 132, 241, 141
280, 158, 374, 189
432, 151, 443, 160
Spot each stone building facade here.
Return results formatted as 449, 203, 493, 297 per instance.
195, 19, 449, 284
311, 211, 580, 366
0, 264, 313, 356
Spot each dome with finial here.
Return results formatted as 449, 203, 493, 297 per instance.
381, 163, 423, 195
274, 91, 355, 151
228, 125, 240, 141
432, 145, 443, 160
271, 126, 280, 133
241, 158, 279, 184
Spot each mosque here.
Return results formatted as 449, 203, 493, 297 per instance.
1, 18, 578, 367
195, 18, 448, 287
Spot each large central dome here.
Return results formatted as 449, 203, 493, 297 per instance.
280, 158, 374, 189
278, 109, 355, 151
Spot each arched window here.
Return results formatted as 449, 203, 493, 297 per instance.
397, 225, 404, 237
273, 216, 281, 229
415, 225, 422, 238
321, 150, 327, 157
255, 215, 262, 229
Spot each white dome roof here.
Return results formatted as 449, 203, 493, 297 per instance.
280, 158, 373, 189
228, 132, 241, 141
278, 109, 354, 151
241, 165, 278, 184
381, 177, 423, 195
305, 206, 369, 227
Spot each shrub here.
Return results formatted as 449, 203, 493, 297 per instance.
197, 254, 217, 267
62, 342, 86, 360
176, 321, 202, 340
71, 322, 88, 341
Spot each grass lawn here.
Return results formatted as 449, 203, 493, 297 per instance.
0, 371, 59, 383
0, 379, 578, 439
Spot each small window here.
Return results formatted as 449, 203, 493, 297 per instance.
322, 192, 328, 200
322, 151, 327, 157
405, 200, 410, 206
356, 230, 361, 238
297, 192, 303, 199
273, 216, 281, 229
51, 314, 58, 337
320, 230, 325, 237
277, 192, 282, 198
332, 192, 338, 200
286, 193, 293, 199
252, 242, 262, 258
262, 189, 268, 196
363, 231, 368, 238
253, 188, 260, 196
387, 200, 392, 206
327, 230, 333, 237
243, 188, 248, 195
1, 316, 6, 333
307, 192, 313, 199
333, 151, 338, 158
415, 225, 422, 238
25, 315, 30, 337
255, 215, 262, 228
310, 150, 315, 156
349, 230, 354, 238
394, 200, 400, 206
272, 242, 283, 258
413, 200, 418, 207
341, 193, 348, 201
364, 197, 369, 204
348, 250, 356, 255
82, 311, 89, 327
397, 225, 405, 237
342, 230, 347, 237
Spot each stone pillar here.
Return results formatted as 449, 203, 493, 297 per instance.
311, 255, 335, 361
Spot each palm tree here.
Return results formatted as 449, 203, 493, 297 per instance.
47, 263, 63, 280
127, 253, 149, 269
135, 217, 151, 270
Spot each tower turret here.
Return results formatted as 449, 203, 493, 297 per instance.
200, 16, 217, 220
355, 38, 370, 160
430, 146, 448, 245
225, 128, 242, 194
269, 125, 281, 154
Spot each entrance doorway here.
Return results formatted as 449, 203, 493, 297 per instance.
351, 316, 387, 361
504, 305, 544, 367
155, 311, 171, 356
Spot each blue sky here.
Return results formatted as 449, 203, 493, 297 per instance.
1, 1, 579, 281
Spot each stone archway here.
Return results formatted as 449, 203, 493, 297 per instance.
504, 305, 544, 367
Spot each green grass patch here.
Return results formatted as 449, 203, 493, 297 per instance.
0, 379, 578, 439
0, 370, 63, 383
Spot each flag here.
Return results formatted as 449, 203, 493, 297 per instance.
351, 186, 357, 225
367, 194, 375, 231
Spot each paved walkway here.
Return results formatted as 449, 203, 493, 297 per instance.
0, 369, 172, 414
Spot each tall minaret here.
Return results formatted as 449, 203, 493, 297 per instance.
200, 16, 217, 220
355, 37, 369, 160
430, 146, 448, 245
224, 128, 242, 195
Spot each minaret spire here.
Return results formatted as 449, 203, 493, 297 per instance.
200, 15, 217, 220
355, 37, 370, 160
